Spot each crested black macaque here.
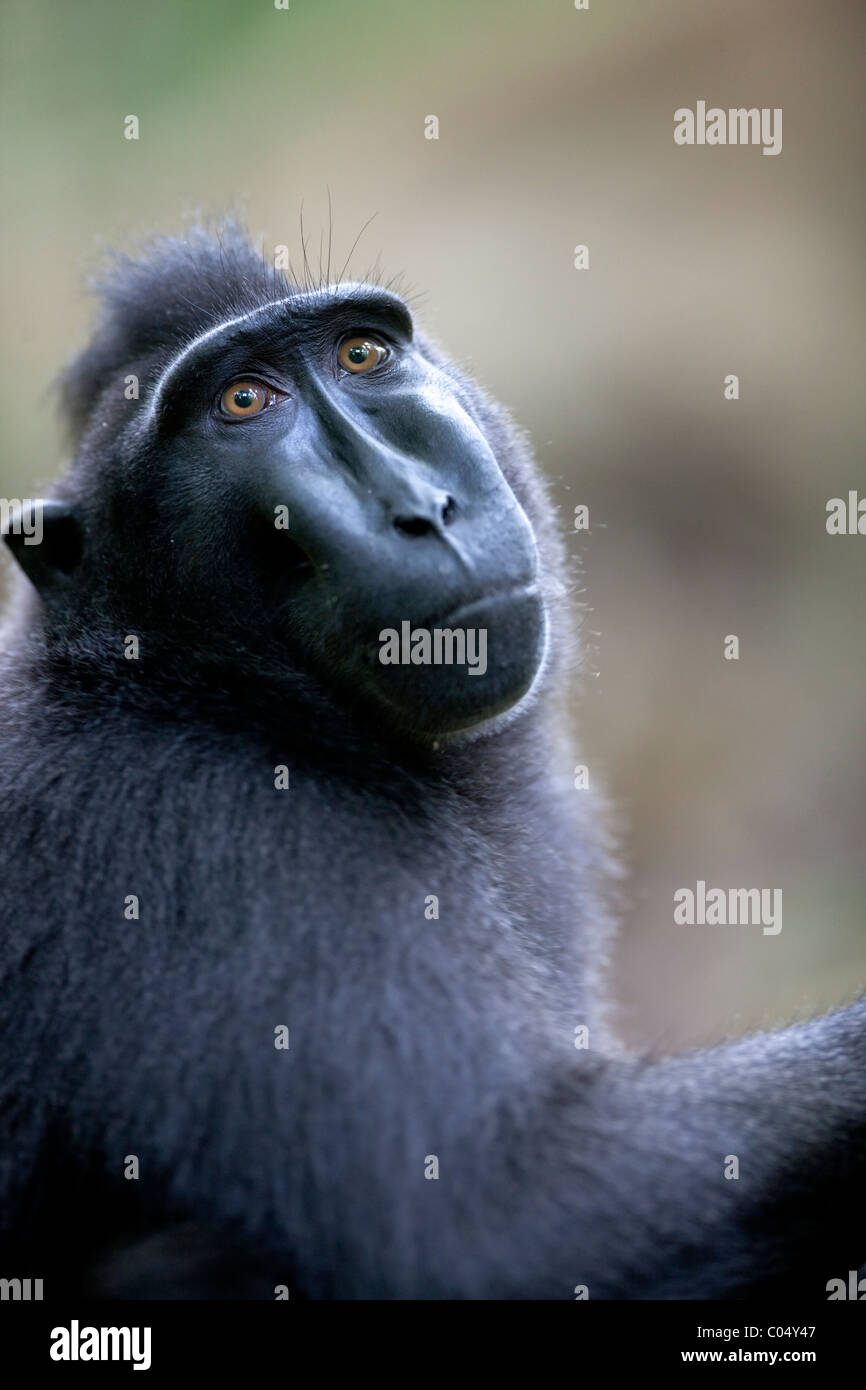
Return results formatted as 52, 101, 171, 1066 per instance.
0, 226, 863, 1301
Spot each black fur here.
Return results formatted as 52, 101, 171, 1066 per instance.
0, 226, 863, 1299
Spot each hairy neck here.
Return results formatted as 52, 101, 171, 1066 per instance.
3, 602, 569, 790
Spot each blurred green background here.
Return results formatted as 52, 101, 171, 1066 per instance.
1, 0, 863, 1048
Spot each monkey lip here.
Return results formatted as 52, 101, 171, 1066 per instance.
368, 581, 547, 736
430, 583, 540, 628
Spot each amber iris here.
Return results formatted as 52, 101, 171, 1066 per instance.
221, 381, 270, 417
338, 336, 388, 374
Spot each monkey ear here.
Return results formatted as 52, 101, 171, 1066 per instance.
2, 499, 83, 593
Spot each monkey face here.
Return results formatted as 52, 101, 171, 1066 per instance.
145, 284, 548, 737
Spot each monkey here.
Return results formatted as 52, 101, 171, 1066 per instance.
0, 224, 863, 1300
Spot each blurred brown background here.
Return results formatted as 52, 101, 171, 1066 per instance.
1, 0, 863, 1048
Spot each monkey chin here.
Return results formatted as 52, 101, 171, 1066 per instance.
365, 586, 549, 744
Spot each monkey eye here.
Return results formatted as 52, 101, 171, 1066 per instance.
337, 335, 390, 375
219, 379, 286, 419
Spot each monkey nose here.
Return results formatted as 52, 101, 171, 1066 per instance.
392, 494, 456, 540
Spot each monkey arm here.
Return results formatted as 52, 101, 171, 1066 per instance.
530, 999, 866, 1298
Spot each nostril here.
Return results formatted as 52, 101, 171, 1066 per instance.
394, 515, 434, 538
393, 497, 457, 538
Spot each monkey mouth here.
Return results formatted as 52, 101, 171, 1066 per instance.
362, 581, 547, 736
426, 582, 540, 629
